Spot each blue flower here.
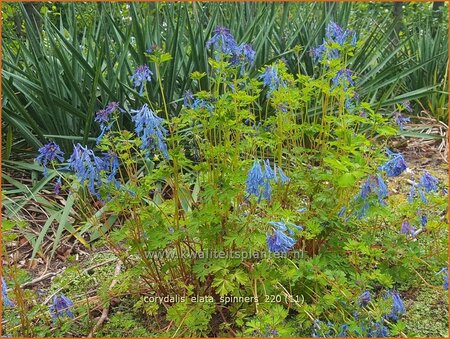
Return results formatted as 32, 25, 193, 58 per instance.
95, 102, 120, 144
102, 151, 120, 187
277, 167, 290, 184
359, 290, 371, 307
400, 220, 415, 237
367, 320, 389, 337
325, 22, 355, 46
206, 26, 238, 57
393, 112, 410, 130
230, 43, 255, 74
310, 43, 326, 63
379, 149, 407, 177
49, 293, 74, 321
36, 141, 65, 177
259, 66, 282, 96
419, 171, 438, 192
331, 69, 354, 91
245, 160, 264, 197
2, 277, 14, 307
337, 324, 349, 337
310, 22, 357, 64
419, 213, 428, 227
54, 176, 62, 195
437, 268, 448, 289
402, 100, 413, 113
263, 159, 276, 180
129, 104, 169, 159
183, 91, 214, 112
267, 221, 302, 253
130, 65, 153, 95
386, 291, 405, 322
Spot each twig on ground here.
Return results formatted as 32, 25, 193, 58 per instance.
20, 272, 57, 288
87, 260, 122, 337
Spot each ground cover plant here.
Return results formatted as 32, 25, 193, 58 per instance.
1, 2, 448, 338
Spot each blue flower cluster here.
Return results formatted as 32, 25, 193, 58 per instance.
266, 221, 302, 253
348, 173, 388, 219
409, 171, 439, 204
2, 277, 14, 307
310, 22, 357, 63
35, 141, 65, 177
95, 101, 120, 144
245, 159, 290, 202
49, 293, 74, 321
259, 65, 286, 97
183, 90, 214, 112
67, 144, 120, 198
400, 220, 417, 237
379, 149, 407, 177
393, 112, 411, 130
130, 64, 153, 95
129, 104, 169, 159
313, 290, 406, 337
206, 26, 255, 73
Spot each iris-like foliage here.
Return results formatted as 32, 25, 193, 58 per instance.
49, 293, 74, 321
359, 290, 371, 307
379, 149, 407, 177
35, 141, 65, 177
130, 65, 153, 95
2, 277, 14, 307
266, 221, 302, 253
129, 104, 169, 159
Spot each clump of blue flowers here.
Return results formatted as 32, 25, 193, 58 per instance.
130, 64, 153, 95
2, 277, 14, 307
183, 91, 214, 112
67, 144, 119, 198
386, 291, 406, 322
129, 104, 169, 160
49, 293, 74, 321
35, 141, 65, 177
310, 21, 357, 63
206, 26, 255, 73
358, 290, 371, 307
266, 221, 302, 253
379, 149, 407, 177
245, 159, 290, 201
408, 171, 439, 204
95, 101, 120, 143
